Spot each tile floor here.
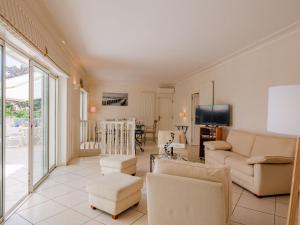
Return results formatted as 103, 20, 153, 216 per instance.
3, 143, 290, 225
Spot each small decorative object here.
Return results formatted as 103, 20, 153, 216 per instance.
90, 106, 97, 113
102, 92, 128, 106
164, 132, 175, 157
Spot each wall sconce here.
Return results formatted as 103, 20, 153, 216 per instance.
179, 111, 187, 121
90, 106, 97, 113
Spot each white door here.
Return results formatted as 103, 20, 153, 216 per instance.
157, 94, 173, 130
140, 92, 155, 126
191, 93, 200, 145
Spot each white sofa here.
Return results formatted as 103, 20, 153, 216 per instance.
205, 129, 296, 196
147, 159, 232, 225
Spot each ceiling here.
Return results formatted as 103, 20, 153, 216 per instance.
41, 0, 300, 84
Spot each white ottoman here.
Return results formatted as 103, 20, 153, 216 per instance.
100, 155, 137, 175
87, 173, 143, 219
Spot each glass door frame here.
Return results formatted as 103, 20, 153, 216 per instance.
29, 60, 55, 190
48, 75, 58, 173
0, 39, 5, 223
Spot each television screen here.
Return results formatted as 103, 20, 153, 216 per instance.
195, 105, 213, 125
195, 104, 230, 126
212, 104, 230, 126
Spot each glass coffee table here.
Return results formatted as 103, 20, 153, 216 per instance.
150, 153, 188, 172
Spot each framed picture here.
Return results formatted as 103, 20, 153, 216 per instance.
102, 92, 128, 106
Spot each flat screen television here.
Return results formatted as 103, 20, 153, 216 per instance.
195, 105, 213, 125
195, 104, 230, 126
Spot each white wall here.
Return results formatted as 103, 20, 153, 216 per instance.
174, 23, 300, 143
88, 80, 158, 125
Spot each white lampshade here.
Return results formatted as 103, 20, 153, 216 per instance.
267, 85, 300, 136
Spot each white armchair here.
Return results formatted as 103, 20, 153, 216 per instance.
146, 159, 232, 225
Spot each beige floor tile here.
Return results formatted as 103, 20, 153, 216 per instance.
72, 201, 103, 219
133, 193, 147, 214
232, 183, 243, 195
18, 193, 49, 211
232, 192, 241, 209
4, 214, 32, 225
276, 195, 290, 204
94, 208, 143, 225
132, 215, 148, 225
53, 190, 88, 207
276, 201, 289, 218
229, 222, 244, 225
237, 192, 275, 214
37, 183, 76, 199
35, 179, 60, 191
231, 206, 274, 225
17, 201, 66, 224
36, 209, 90, 225
83, 220, 105, 225
275, 216, 287, 225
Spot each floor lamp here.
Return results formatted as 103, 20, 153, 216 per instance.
267, 85, 300, 225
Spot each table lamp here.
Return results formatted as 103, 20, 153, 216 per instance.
267, 85, 300, 225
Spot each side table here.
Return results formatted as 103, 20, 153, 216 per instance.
176, 125, 188, 144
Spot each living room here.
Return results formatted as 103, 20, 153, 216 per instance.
1, 1, 300, 225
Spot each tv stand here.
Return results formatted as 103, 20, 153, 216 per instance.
199, 126, 223, 159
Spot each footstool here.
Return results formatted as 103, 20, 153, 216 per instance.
87, 173, 143, 219
99, 155, 137, 175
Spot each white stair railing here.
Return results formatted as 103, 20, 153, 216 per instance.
80, 119, 136, 156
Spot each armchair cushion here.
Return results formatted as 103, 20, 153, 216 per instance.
247, 156, 294, 165
153, 159, 232, 223
204, 141, 232, 150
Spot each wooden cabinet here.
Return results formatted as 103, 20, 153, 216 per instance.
199, 126, 223, 159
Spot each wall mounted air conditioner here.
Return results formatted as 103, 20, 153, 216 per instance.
157, 87, 175, 94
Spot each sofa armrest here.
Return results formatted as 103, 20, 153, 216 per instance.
247, 156, 294, 165
204, 141, 232, 150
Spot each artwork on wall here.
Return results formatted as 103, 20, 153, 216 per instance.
102, 92, 128, 106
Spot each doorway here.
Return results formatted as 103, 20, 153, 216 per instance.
157, 94, 173, 130
191, 93, 200, 145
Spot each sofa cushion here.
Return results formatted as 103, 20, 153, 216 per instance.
86, 173, 143, 201
225, 155, 254, 177
247, 156, 294, 165
204, 141, 232, 150
100, 156, 137, 169
226, 130, 256, 157
205, 150, 235, 164
251, 135, 296, 158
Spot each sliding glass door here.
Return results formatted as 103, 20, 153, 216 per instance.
0, 43, 58, 216
32, 65, 49, 186
5, 47, 29, 213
